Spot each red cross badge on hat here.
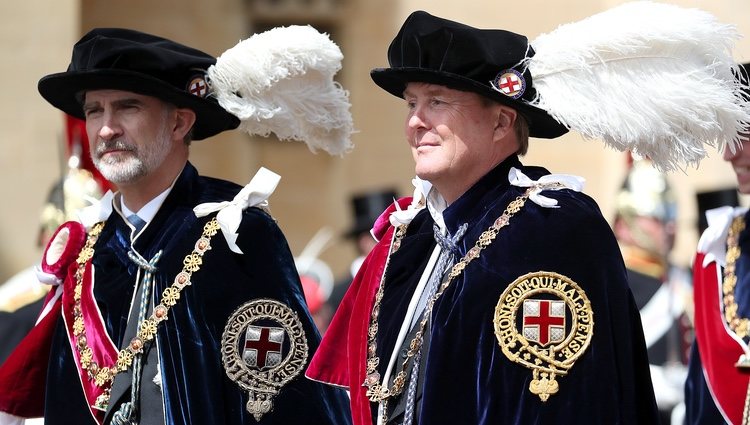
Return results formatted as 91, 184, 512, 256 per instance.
222, 299, 308, 421
492, 69, 526, 99
493, 271, 594, 402
187, 75, 209, 98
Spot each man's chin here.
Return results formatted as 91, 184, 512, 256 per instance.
414, 165, 443, 183
97, 163, 144, 185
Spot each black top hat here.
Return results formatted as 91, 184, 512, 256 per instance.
370, 11, 568, 139
38, 28, 240, 141
346, 189, 399, 238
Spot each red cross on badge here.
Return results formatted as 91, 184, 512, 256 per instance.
243, 325, 285, 370
499, 74, 521, 94
188, 76, 208, 98
522, 299, 565, 346
492, 69, 526, 99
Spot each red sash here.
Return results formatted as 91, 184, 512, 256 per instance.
307, 197, 412, 425
0, 289, 60, 418
0, 221, 87, 418
0, 221, 117, 424
693, 252, 750, 424
60, 257, 118, 424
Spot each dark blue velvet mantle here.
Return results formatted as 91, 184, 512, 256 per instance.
43, 163, 352, 425
373, 156, 659, 424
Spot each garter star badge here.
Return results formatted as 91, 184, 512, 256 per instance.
222, 299, 308, 421
493, 271, 594, 402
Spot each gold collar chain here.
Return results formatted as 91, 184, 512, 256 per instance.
363, 185, 547, 413
723, 215, 749, 338
72, 218, 221, 410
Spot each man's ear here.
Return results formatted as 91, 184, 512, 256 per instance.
494, 105, 517, 141
174, 108, 197, 140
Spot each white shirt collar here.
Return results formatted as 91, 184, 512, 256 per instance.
115, 168, 182, 226
426, 186, 447, 234
119, 188, 171, 224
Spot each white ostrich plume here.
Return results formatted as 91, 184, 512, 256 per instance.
207, 25, 353, 156
525, 1, 750, 171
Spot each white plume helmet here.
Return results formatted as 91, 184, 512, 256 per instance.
523, 1, 750, 171
294, 227, 335, 302
207, 25, 353, 156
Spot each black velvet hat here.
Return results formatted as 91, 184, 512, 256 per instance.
346, 189, 398, 238
38, 28, 240, 140
370, 11, 568, 139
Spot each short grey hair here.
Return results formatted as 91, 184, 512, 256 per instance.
514, 113, 529, 156
479, 95, 530, 156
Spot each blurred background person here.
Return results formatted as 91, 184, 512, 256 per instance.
613, 154, 693, 425
0, 180, 61, 365
0, 115, 107, 425
295, 228, 337, 334
0, 180, 62, 365
327, 188, 398, 313
0, 115, 109, 366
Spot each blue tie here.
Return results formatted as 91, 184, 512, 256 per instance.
127, 214, 146, 233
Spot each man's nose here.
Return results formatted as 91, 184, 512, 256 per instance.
97, 112, 121, 141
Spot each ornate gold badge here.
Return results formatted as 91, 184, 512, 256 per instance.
222, 299, 308, 421
493, 271, 594, 401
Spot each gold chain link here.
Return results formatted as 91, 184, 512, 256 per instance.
362, 185, 560, 408
723, 216, 749, 338
72, 218, 220, 409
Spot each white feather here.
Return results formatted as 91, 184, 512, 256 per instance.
207, 25, 353, 156
526, 1, 750, 171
